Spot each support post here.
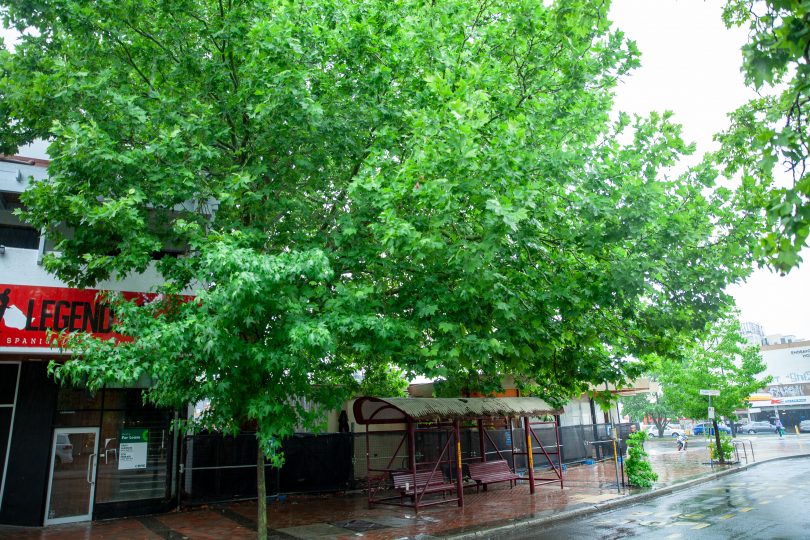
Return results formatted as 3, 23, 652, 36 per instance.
453, 419, 464, 507
616, 397, 625, 486
477, 418, 486, 462
554, 414, 564, 489
611, 438, 620, 494
365, 425, 372, 507
407, 421, 417, 509
589, 398, 600, 459
509, 417, 515, 468
524, 416, 535, 494
257, 444, 267, 540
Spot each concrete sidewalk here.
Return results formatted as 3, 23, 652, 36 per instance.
2, 435, 808, 540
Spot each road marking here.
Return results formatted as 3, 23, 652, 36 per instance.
665, 534, 682, 539
759, 500, 771, 505
684, 513, 705, 519
738, 507, 753, 512
631, 511, 653, 516
719, 514, 734, 520
692, 523, 710, 530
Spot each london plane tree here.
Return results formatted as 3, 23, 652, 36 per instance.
0, 1, 762, 534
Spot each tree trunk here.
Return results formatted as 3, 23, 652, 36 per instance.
257, 445, 267, 540
712, 418, 725, 464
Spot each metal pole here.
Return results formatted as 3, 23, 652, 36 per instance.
477, 418, 486, 462
708, 395, 713, 465
616, 398, 625, 487
611, 438, 620, 494
407, 421, 417, 510
365, 425, 372, 506
453, 419, 464, 507
554, 414, 564, 490
509, 417, 515, 469
524, 416, 535, 494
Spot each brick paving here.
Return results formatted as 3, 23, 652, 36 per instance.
2, 435, 808, 539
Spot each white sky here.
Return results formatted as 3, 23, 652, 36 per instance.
610, 0, 810, 339
3, 2, 809, 338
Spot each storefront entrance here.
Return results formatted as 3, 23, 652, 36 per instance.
44, 427, 100, 525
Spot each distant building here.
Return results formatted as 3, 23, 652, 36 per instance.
740, 321, 765, 346
763, 334, 804, 346
746, 339, 810, 428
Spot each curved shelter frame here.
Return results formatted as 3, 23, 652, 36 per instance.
353, 397, 564, 510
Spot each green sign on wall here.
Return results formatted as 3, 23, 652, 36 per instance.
119, 428, 149, 470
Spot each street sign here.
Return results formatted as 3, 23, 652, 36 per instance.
708, 407, 715, 419
699, 389, 720, 396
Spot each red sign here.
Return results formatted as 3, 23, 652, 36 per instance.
0, 284, 153, 349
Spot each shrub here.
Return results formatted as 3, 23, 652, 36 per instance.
708, 435, 734, 462
625, 431, 658, 488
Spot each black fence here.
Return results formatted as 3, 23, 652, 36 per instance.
179, 422, 637, 506
180, 432, 353, 505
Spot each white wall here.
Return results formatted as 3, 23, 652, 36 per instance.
762, 342, 810, 384
0, 246, 165, 293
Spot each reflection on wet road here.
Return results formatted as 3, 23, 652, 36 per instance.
507, 456, 810, 539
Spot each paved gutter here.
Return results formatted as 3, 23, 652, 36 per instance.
443, 452, 810, 539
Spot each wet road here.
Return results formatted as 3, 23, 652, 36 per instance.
506, 456, 810, 539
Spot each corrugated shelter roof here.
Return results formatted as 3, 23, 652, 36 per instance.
353, 396, 560, 424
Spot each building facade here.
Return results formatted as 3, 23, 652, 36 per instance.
740, 321, 766, 346
0, 155, 179, 526
746, 339, 810, 428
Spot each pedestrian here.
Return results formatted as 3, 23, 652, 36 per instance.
775, 418, 784, 438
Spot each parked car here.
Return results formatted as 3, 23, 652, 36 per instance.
741, 421, 774, 434
692, 422, 732, 436
54, 433, 73, 465
799, 420, 810, 433
644, 424, 683, 438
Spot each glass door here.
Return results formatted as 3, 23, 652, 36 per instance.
44, 427, 100, 525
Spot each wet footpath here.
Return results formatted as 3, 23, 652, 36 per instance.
1, 436, 808, 540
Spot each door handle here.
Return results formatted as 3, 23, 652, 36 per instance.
87, 453, 97, 484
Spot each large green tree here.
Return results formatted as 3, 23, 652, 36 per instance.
719, 0, 810, 272
0, 0, 763, 532
658, 317, 770, 463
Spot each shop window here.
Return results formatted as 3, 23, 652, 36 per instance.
50, 387, 172, 504
55, 385, 104, 411
0, 191, 39, 249
0, 364, 19, 404
96, 408, 171, 503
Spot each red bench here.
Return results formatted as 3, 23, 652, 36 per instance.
467, 460, 522, 491
391, 470, 456, 500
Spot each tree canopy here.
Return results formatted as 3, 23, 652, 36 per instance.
0, 0, 764, 456
657, 317, 770, 422
719, 0, 810, 272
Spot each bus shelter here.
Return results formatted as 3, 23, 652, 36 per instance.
353, 397, 563, 510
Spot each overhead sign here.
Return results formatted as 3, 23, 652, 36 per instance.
119, 428, 149, 470
699, 389, 720, 396
0, 284, 173, 349
769, 396, 810, 405
761, 344, 810, 384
